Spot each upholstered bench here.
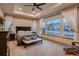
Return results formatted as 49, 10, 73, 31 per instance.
23, 38, 42, 48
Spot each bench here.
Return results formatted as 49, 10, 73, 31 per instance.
23, 38, 42, 48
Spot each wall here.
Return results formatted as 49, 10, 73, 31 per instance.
13, 17, 32, 33
37, 19, 40, 36
4, 15, 33, 33
0, 4, 4, 30
0, 4, 4, 17
77, 7, 79, 33
76, 7, 79, 42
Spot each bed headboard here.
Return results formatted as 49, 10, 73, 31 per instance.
16, 26, 31, 33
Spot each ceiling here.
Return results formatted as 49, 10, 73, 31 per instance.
1, 3, 78, 19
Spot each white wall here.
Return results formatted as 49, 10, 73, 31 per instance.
5, 15, 33, 33
0, 4, 4, 17
13, 18, 32, 33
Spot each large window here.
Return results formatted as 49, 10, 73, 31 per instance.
63, 17, 74, 38
42, 16, 74, 39
45, 17, 60, 36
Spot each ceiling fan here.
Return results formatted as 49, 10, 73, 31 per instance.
24, 3, 46, 11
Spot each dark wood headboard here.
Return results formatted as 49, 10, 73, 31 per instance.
16, 26, 31, 33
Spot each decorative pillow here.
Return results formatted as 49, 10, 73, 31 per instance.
24, 36, 31, 41
31, 36, 37, 40
25, 31, 32, 35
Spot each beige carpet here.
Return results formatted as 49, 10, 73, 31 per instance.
8, 39, 66, 56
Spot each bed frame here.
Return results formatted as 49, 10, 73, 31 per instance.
16, 26, 31, 33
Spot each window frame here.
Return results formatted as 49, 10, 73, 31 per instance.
44, 15, 61, 36
42, 14, 74, 39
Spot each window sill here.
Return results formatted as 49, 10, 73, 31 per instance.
42, 34, 73, 40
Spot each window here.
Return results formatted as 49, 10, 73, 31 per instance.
42, 21, 46, 34
32, 20, 37, 32
45, 17, 60, 36
42, 16, 74, 39
63, 17, 74, 38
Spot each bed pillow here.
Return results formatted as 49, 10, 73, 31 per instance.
24, 36, 31, 41
31, 36, 37, 40
25, 31, 32, 35
18, 31, 26, 36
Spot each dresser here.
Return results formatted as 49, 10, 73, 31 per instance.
0, 31, 8, 56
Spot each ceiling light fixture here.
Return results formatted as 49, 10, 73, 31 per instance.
19, 8, 22, 10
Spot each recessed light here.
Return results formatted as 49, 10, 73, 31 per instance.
19, 8, 22, 10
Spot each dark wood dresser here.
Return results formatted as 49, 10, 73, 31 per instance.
0, 31, 8, 56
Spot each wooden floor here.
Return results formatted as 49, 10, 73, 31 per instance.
8, 39, 66, 56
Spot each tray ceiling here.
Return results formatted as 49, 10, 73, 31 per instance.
1, 3, 78, 19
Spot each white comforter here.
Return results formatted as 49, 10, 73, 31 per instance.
16, 31, 33, 41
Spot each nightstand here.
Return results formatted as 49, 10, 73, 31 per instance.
10, 33, 15, 41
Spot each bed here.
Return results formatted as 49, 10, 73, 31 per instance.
16, 26, 33, 45
16, 26, 42, 46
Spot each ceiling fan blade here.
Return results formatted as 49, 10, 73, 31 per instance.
37, 6, 43, 10
24, 5, 33, 6
32, 7, 35, 11
37, 3, 46, 6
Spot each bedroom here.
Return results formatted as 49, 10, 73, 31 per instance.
0, 3, 79, 56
